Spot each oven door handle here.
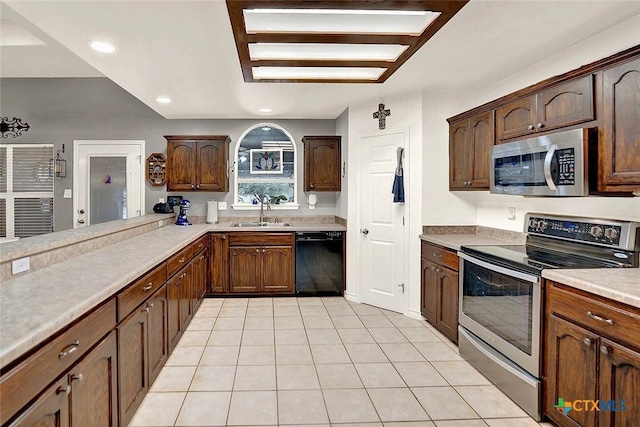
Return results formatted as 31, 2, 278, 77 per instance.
458, 252, 541, 284
543, 145, 557, 191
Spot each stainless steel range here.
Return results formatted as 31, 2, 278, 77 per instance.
458, 213, 640, 420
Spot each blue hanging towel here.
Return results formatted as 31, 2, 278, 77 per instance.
392, 147, 404, 203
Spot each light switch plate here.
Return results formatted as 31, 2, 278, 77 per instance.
63, 189, 72, 198
12, 257, 30, 275
218, 202, 227, 210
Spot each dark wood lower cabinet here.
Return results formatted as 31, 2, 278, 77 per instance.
192, 248, 208, 310
8, 376, 70, 427
261, 246, 294, 293
229, 247, 261, 293
69, 332, 118, 427
147, 286, 168, 385
210, 233, 229, 293
167, 264, 192, 352
420, 258, 438, 325
117, 305, 148, 427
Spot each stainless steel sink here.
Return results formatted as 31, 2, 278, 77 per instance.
230, 222, 291, 227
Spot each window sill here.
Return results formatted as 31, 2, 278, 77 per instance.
232, 203, 300, 211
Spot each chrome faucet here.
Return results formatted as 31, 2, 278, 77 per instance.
255, 194, 271, 224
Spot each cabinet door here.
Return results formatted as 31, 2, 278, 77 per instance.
180, 265, 193, 331
196, 140, 228, 191
448, 119, 470, 189
600, 58, 640, 191
303, 136, 341, 191
496, 96, 536, 141
117, 307, 148, 427
420, 258, 438, 325
437, 267, 459, 344
211, 234, 229, 293
8, 377, 70, 427
167, 273, 182, 352
598, 338, 640, 427
147, 285, 168, 385
536, 75, 594, 132
468, 111, 494, 188
193, 248, 208, 306
167, 140, 196, 191
69, 332, 117, 427
262, 246, 294, 293
229, 247, 261, 293
544, 314, 598, 427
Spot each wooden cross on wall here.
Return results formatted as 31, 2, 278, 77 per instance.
373, 103, 391, 130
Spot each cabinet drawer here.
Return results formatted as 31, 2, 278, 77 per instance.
193, 235, 208, 254
547, 282, 640, 347
117, 263, 167, 322
0, 299, 116, 424
421, 242, 459, 271
228, 233, 294, 246
168, 245, 193, 278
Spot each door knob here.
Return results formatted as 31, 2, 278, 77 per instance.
78, 209, 85, 214
77, 219, 85, 224
361, 228, 369, 235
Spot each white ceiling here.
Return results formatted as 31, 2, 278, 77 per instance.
2, 0, 640, 120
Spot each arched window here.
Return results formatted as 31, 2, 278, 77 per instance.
232, 123, 299, 210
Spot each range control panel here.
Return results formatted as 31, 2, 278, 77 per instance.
527, 216, 625, 247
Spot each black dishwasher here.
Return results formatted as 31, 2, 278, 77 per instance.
295, 231, 344, 296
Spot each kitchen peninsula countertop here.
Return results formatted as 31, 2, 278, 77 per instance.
543, 268, 640, 309
0, 221, 345, 369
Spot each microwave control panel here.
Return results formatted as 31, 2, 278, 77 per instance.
528, 217, 622, 246
556, 148, 575, 185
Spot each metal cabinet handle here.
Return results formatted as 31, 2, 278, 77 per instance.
179, 257, 185, 263
71, 373, 83, 382
600, 345, 609, 355
196, 184, 200, 189
198, 243, 204, 248
256, 248, 259, 252
537, 123, 544, 129
586, 311, 614, 326
143, 283, 153, 291
361, 228, 369, 235
262, 248, 265, 253
433, 253, 441, 258
59, 340, 80, 358
200, 255, 205, 260
222, 235, 226, 240
310, 184, 315, 188
56, 385, 71, 395
528, 124, 535, 131
148, 303, 154, 308
583, 338, 593, 346
191, 184, 195, 189
143, 307, 150, 313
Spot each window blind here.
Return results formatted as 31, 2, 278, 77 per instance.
0, 144, 55, 238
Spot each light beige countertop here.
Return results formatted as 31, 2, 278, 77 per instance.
0, 221, 345, 369
543, 268, 640, 309
420, 234, 519, 251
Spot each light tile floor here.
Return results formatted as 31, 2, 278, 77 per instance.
129, 297, 555, 427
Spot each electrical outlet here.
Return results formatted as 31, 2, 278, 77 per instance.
159, 197, 165, 203
12, 257, 30, 275
507, 207, 516, 220
218, 202, 228, 210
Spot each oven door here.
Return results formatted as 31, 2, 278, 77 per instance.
458, 252, 541, 377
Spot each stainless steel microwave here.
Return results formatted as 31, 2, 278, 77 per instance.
490, 128, 590, 196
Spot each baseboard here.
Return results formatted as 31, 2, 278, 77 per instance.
405, 307, 425, 321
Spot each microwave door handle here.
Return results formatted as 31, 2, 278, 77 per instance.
543, 145, 557, 191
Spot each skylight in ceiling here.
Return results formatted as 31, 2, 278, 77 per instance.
226, 0, 470, 84
243, 9, 439, 35
248, 43, 409, 61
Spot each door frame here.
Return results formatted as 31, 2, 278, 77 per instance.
354, 127, 410, 314
73, 140, 145, 227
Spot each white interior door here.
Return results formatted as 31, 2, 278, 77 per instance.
359, 130, 406, 313
74, 140, 144, 228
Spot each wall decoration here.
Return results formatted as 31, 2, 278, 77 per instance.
146, 153, 167, 186
0, 116, 31, 139
372, 103, 391, 130
250, 149, 282, 174
54, 144, 67, 178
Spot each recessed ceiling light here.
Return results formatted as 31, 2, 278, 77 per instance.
259, 108, 273, 113
252, 67, 386, 81
155, 96, 172, 104
88, 40, 116, 54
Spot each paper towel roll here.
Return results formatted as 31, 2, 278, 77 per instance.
206, 201, 219, 224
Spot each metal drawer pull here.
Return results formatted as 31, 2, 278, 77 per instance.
433, 253, 441, 257
586, 311, 614, 325
143, 283, 153, 291
56, 385, 71, 395
600, 346, 609, 355
179, 257, 185, 263
583, 338, 593, 346
71, 373, 84, 382
59, 340, 80, 358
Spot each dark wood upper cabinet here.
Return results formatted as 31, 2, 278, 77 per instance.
303, 136, 341, 191
449, 110, 494, 190
496, 75, 594, 142
599, 57, 640, 192
166, 135, 230, 192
